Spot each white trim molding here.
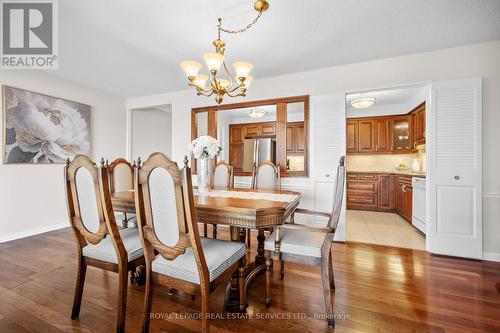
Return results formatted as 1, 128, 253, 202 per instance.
0, 222, 69, 244
483, 252, 500, 262
482, 192, 500, 199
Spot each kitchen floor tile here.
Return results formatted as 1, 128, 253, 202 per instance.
346, 210, 426, 250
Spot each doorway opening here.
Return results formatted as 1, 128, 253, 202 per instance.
129, 104, 173, 161
344, 84, 429, 250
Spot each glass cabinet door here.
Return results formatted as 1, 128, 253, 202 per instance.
392, 117, 411, 151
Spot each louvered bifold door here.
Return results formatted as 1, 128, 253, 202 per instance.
428, 78, 482, 259
310, 93, 346, 241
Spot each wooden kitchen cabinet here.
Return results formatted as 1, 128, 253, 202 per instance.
378, 174, 395, 211
376, 118, 392, 152
346, 102, 426, 154
286, 122, 305, 153
396, 175, 413, 222
358, 119, 376, 152
230, 143, 243, 171
347, 172, 414, 221
412, 102, 426, 147
346, 119, 358, 153
392, 116, 413, 153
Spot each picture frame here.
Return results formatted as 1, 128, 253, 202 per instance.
2, 85, 91, 164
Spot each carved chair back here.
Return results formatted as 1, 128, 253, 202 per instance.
65, 155, 126, 264
134, 153, 209, 282
108, 158, 134, 193
212, 161, 234, 189
327, 156, 346, 231
252, 161, 281, 190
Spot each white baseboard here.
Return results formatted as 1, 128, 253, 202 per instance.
0, 222, 69, 244
482, 252, 500, 262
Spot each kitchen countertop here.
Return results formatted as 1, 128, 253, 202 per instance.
347, 170, 426, 178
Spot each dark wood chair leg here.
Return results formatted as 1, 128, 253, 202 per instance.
247, 229, 251, 248
71, 259, 87, 319
321, 248, 335, 327
328, 251, 335, 290
200, 290, 210, 333
122, 212, 128, 228
203, 223, 208, 237
280, 260, 285, 280
212, 224, 217, 239
141, 271, 154, 333
116, 268, 128, 333
265, 252, 272, 308
238, 262, 245, 311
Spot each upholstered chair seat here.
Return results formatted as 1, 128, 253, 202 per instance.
264, 227, 326, 258
83, 228, 144, 264
152, 238, 246, 283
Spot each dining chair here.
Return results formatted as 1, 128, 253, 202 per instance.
107, 157, 135, 227
251, 160, 281, 191
65, 155, 145, 333
263, 156, 345, 327
204, 161, 234, 239
247, 161, 281, 247
134, 153, 246, 333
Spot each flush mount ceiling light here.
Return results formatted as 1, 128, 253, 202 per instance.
351, 96, 376, 109
248, 109, 266, 118
180, 0, 269, 104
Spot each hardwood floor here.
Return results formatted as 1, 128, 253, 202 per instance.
0, 226, 499, 332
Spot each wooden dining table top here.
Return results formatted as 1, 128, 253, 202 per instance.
111, 187, 301, 229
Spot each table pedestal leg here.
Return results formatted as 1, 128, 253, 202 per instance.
225, 228, 269, 312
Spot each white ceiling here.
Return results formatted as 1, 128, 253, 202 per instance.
54, 0, 500, 97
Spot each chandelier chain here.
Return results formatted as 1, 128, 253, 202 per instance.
218, 12, 263, 35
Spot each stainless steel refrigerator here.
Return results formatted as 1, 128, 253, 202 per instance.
242, 137, 276, 172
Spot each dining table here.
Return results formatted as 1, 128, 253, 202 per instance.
110, 186, 301, 311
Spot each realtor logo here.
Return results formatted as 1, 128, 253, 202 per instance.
1, 0, 58, 69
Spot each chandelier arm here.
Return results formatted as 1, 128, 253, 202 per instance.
222, 61, 234, 90
187, 82, 212, 95
225, 90, 246, 98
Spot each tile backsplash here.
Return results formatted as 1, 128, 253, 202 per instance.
346, 153, 426, 173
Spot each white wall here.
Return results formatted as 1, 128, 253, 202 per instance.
0, 71, 126, 242
127, 40, 500, 256
131, 107, 172, 160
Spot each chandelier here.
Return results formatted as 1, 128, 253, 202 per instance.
180, 0, 269, 104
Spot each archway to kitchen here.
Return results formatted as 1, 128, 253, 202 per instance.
345, 84, 429, 250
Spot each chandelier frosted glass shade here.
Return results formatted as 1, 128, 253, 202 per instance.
193, 74, 208, 89
203, 52, 225, 72
180, 60, 202, 78
351, 97, 376, 109
233, 61, 254, 79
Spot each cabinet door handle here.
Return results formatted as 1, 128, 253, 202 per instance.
454, 175, 460, 180
414, 142, 417, 148
325, 174, 330, 178
402, 184, 406, 192
391, 145, 394, 151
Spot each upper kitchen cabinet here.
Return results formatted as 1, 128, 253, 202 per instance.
358, 119, 377, 152
392, 115, 413, 153
346, 119, 358, 153
375, 118, 392, 152
412, 102, 426, 147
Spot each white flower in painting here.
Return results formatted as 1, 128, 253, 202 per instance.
188, 135, 221, 160
6, 90, 90, 163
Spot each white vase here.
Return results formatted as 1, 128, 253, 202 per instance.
197, 158, 213, 194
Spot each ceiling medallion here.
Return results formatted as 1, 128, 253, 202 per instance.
180, 0, 269, 104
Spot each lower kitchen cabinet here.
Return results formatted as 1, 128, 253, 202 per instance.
347, 172, 415, 222
396, 175, 413, 222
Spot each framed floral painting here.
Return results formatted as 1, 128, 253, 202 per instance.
2, 86, 91, 164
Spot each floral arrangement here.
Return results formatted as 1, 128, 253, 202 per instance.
188, 135, 221, 160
